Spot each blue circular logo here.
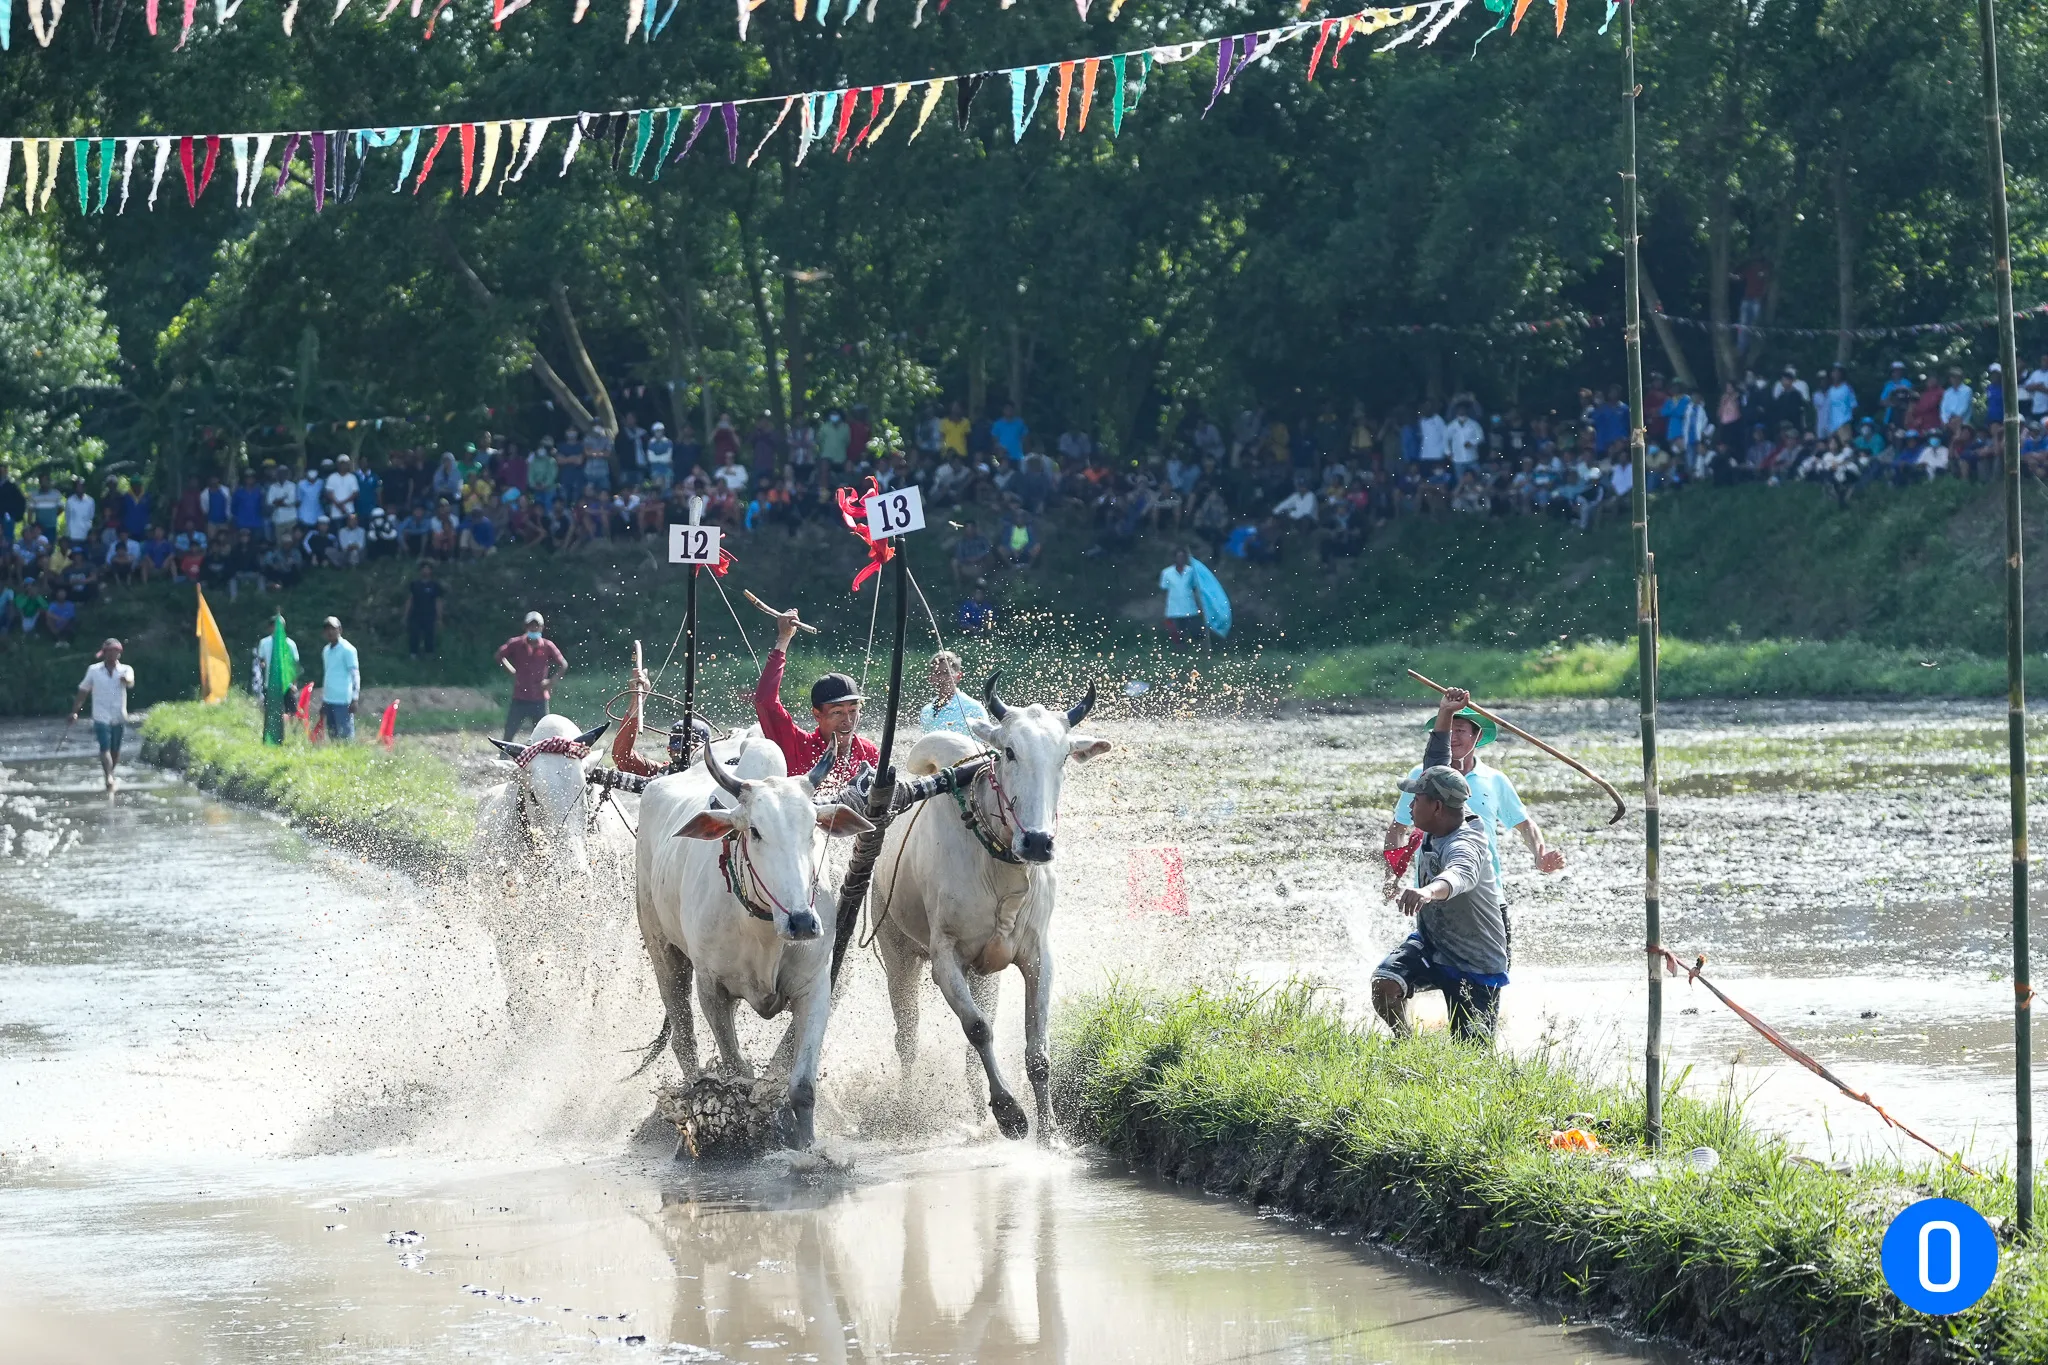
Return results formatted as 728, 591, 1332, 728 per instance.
1881, 1198, 1998, 1315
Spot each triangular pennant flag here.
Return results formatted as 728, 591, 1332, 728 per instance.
501, 119, 528, 190
274, 132, 300, 195
179, 136, 197, 206
647, 108, 680, 180
511, 118, 549, 182
747, 95, 796, 166
394, 126, 421, 192
177, 0, 194, 47
147, 137, 170, 210
794, 0, 805, 18
313, 132, 329, 211
0, 142, 12, 210
40, 139, 58, 211
231, 135, 251, 206
414, 124, 452, 193
676, 105, 713, 162
1056, 62, 1075, 136
625, 0, 641, 38
559, 114, 587, 175
865, 83, 912, 145
1078, 58, 1100, 131
1510, 0, 1533, 31
833, 88, 859, 153
478, 121, 503, 192
1554, 0, 1567, 35
1203, 38, 1229, 116
1125, 53, 1152, 121
910, 79, 948, 142
1110, 55, 1126, 136
628, 108, 653, 175
1308, 18, 1336, 78
956, 73, 988, 131
852, 86, 885, 151
1022, 65, 1050, 138
20, 137, 38, 215
118, 138, 138, 213
459, 121, 478, 192
723, 102, 739, 162
1008, 69, 1027, 143
29, 0, 62, 46
1, 0, 12, 50
198, 134, 218, 202
73, 138, 89, 214
248, 132, 274, 205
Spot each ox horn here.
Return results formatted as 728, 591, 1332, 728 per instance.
1066, 681, 1097, 729
803, 747, 836, 791
704, 743, 746, 799
573, 721, 611, 748
488, 738, 530, 761
983, 671, 1009, 722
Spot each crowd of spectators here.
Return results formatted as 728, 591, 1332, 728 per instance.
2, 353, 2037, 645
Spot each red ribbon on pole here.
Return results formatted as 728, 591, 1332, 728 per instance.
835, 477, 894, 593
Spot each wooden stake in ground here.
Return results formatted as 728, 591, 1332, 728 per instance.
1974, 0, 2033, 1235
1405, 670, 1627, 825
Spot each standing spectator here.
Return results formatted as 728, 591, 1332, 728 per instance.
252, 615, 301, 695
848, 405, 873, 464
749, 413, 781, 488
941, 402, 971, 460
1417, 401, 1449, 467
62, 478, 95, 550
1447, 404, 1484, 474
0, 463, 23, 542
617, 413, 648, 484
295, 465, 325, 531
917, 650, 989, 735
1987, 363, 2007, 429
497, 610, 568, 741
676, 420, 704, 477
711, 411, 742, 464
1940, 367, 1974, 427
231, 471, 265, 537
1880, 362, 1917, 427
991, 403, 1028, 464
956, 580, 996, 636
1814, 367, 1857, 438
497, 441, 530, 495
201, 475, 229, 533
583, 425, 614, 496
528, 442, 559, 513
265, 466, 297, 543
28, 473, 63, 539
319, 616, 360, 742
323, 455, 360, 520
404, 560, 443, 658
818, 410, 852, 476
646, 422, 674, 491
1768, 366, 1810, 432
431, 450, 465, 503
1159, 546, 1203, 651
2024, 353, 2048, 423
69, 637, 133, 792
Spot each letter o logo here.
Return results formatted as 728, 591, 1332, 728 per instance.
1882, 1198, 1997, 1315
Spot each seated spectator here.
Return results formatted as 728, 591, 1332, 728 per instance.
260, 538, 304, 590
460, 506, 498, 556
956, 581, 996, 635
140, 528, 175, 582
227, 529, 264, 601
104, 533, 142, 587
2024, 419, 2048, 479
429, 499, 461, 558
44, 586, 77, 641
16, 581, 48, 635
952, 520, 993, 582
397, 504, 432, 558
366, 507, 400, 559
995, 507, 1042, 569
303, 518, 337, 567
335, 513, 367, 566
1192, 487, 1231, 558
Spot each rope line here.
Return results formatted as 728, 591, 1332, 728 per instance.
650, 594, 691, 694
905, 563, 945, 652
859, 569, 883, 698
706, 569, 761, 671
1653, 947, 1977, 1174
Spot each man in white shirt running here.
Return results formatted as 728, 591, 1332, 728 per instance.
319, 616, 361, 741
70, 637, 135, 791
918, 650, 989, 735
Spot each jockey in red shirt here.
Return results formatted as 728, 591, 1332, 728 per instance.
752, 606, 879, 787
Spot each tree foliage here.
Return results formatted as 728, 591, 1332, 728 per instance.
2, 0, 2044, 478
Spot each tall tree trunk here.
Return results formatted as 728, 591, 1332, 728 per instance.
1751, 156, 1805, 376
734, 209, 786, 433
1637, 268, 1698, 389
967, 330, 987, 418
1706, 189, 1740, 386
435, 225, 597, 431
1831, 147, 1857, 367
549, 282, 618, 436
1007, 320, 1026, 411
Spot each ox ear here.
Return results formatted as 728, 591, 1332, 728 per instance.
814, 804, 875, 838
966, 716, 1001, 745
675, 809, 737, 840
488, 738, 529, 761
1067, 733, 1112, 763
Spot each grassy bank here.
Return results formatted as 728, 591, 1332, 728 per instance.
1296, 637, 2015, 702
1056, 985, 2043, 1364
14, 479, 2048, 715
139, 698, 471, 870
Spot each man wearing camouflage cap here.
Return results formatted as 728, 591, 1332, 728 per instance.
1372, 687, 1512, 1042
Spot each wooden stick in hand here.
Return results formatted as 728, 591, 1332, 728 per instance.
1407, 668, 1628, 825
743, 590, 820, 634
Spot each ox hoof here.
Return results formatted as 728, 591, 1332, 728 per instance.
991, 1092, 1029, 1141
771, 1106, 814, 1152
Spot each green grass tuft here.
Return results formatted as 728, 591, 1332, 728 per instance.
139, 697, 471, 869
1056, 984, 2046, 1363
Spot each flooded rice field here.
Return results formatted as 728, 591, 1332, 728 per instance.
0, 697, 2033, 1362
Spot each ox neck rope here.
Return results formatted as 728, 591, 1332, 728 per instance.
716, 827, 824, 925
952, 756, 1028, 866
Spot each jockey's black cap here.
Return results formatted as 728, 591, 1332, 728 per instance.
810, 673, 865, 709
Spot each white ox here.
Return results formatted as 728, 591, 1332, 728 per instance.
633, 733, 874, 1148
870, 674, 1107, 1140
477, 715, 613, 875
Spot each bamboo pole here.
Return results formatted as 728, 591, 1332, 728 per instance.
831, 548, 911, 988
1974, 0, 2032, 1234
1621, 0, 1665, 1150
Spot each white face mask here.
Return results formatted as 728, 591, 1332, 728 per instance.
525, 630, 542, 643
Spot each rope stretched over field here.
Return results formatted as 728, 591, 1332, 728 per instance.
1654, 947, 1977, 1174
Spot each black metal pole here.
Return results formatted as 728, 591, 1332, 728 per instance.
831, 545, 911, 987
1622, 0, 1664, 1150
679, 565, 700, 767
1974, 0, 2032, 1234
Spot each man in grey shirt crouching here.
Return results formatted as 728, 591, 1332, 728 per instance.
1372, 757, 1510, 1043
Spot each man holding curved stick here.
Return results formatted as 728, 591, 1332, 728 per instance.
755, 607, 879, 787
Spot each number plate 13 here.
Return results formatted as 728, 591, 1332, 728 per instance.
864, 486, 926, 539
669, 524, 723, 565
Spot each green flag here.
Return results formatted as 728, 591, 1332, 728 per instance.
262, 616, 296, 745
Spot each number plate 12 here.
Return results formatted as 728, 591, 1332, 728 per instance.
669, 524, 723, 565
864, 485, 926, 539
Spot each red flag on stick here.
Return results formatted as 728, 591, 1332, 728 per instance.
378, 699, 400, 747
834, 476, 894, 593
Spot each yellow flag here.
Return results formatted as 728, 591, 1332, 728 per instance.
196, 587, 231, 704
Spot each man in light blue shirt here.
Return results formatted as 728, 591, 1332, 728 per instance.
1384, 688, 1565, 961
319, 615, 361, 742
918, 650, 989, 735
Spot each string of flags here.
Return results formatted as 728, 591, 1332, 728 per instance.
0, 1, 1484, 215
0, 0, 1497, 48
1355, 302, 2048, 343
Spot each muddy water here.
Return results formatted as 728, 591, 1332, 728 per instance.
0, 721, 1676, 1365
